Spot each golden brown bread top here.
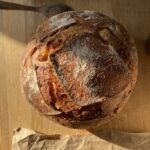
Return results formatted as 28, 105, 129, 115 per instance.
21, 11, 138, 124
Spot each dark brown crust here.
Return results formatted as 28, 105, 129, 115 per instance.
21, 11, 138, 128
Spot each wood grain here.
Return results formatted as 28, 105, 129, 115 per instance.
0, 0, 150, 149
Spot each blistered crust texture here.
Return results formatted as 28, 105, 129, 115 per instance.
21, 11, 138, 128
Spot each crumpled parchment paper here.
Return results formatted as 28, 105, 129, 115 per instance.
12, 128, 150, 150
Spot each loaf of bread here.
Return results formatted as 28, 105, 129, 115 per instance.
21, 11, 138, 128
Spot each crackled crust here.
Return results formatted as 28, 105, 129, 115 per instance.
21, 11, 138, 128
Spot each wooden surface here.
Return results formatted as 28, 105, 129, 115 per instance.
0, 0, 150, 149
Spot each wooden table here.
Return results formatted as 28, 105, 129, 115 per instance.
0, 0, 150, 149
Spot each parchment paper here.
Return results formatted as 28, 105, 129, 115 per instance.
12, 128, 150, 150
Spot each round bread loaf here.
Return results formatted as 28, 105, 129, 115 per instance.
21, 11, 138, 128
